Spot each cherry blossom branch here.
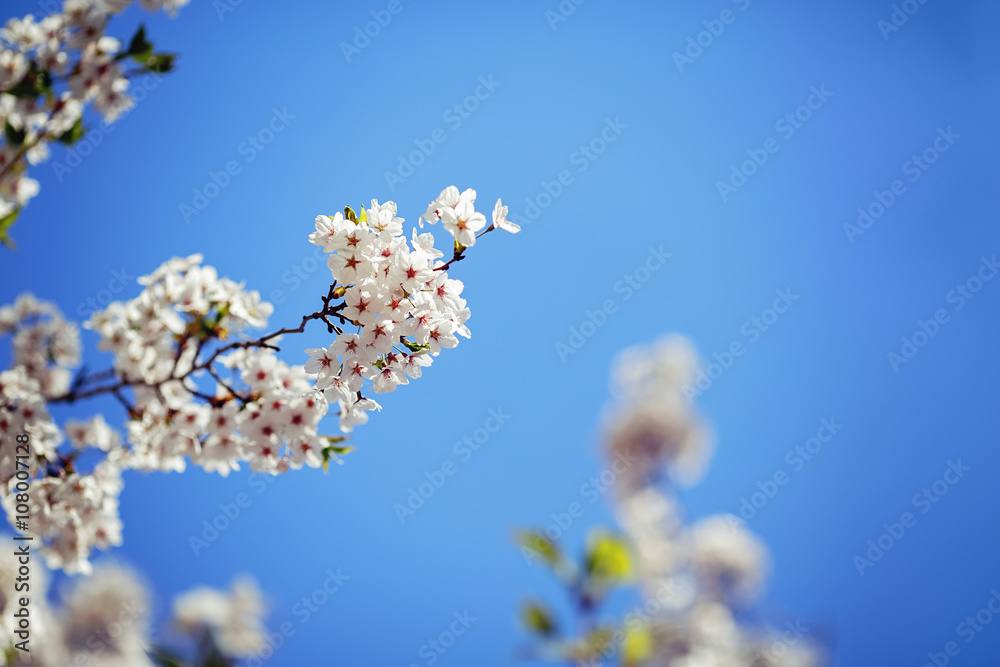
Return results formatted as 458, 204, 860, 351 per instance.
49, 289, 349, 406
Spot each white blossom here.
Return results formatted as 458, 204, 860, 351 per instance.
173, 576, 267, 658
0, 187, 512, 574
59, 564, 153, 666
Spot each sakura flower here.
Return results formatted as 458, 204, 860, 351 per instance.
329, 332, 365, 361
367, 199, 404, 239
305, 346, 340, 389
338, 396, 380, 432
370, 360, 407, 394
427, 319, 459, 354
492, 198, 520, 233
309, 212, 354, 253
1, 15, 45, 52
360, 318, 395, 356
341, 356, 368, 392
288, 434, 325, 470
440, 199, 487, 247
411, 227, 444, 259
402, 351, 432, 379
196, 433, 246, 477
343, 282, 384, 326
328, 248, 375, 285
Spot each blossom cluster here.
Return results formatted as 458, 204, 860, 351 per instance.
0, 0, 187, 247
0, 292, 80, 397
304, 187, 518, 431
0, 555, 267, 666
0, 299, 119, 573
0, 187, 515, 574
518, 336, 823, 666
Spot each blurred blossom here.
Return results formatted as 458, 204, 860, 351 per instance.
173, 576, 267, 658
605, 335, 714, 490
59, 564, 153, 667
519, 335, 822, 666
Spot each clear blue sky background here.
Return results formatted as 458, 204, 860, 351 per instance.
1, 0, 999, 665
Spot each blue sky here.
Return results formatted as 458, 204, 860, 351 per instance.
2, 0, 999, 664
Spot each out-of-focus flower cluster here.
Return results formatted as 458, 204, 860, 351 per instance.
516, 336, 823, 667
0, 556, 267, 666
174, 576, 268, 659
0, 187, 516, 574
0, 292, 80, 397
0, 297, 122, 575
0, 0, 187, 248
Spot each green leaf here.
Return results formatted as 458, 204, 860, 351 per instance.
57, 117, 85, 146
3, 121, 25, 148
126, 24, 154, 61
141, 53, 176, 73
515, 529, 561, 567
358, 205, 367, 223
344, 206, 358, 223
521, 601, 557, 636
4, 65, 51, 99
402, 340, 430, 353
0, 207, 21, 250
585, 531, 634, 584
